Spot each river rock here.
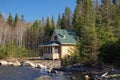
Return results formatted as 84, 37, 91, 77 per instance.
34, 76, 52, 80
85, 74, 90, 80
35, 63, 44, 68
13, 61, 21, 66
8, 62, 14, 66
21, 61, 36, 68
0, 60, 8, 66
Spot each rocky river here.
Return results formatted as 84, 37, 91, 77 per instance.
0, 59, 68, 80
0, 66, 69, 80
0, 59, 120, 80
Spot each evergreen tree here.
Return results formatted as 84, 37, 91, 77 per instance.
97, 0, 119, 64
61, 7, 72, 30
85, 0, 98, 53
7, 13, 14, 26
51, 16, 55, 29
0, 13, 2, 18
101, 0, 112, 27
73, 0, 98, 63
73, 0, 85, 62
61, 13, 65, 29
99, 39, 120, 65
14, 13, 18, 26
57, 14, 61, 28
21, 14, 24, 21
30, 20, 40, 52
44, 17, 53, 42
0, 13, 4, 21
98, 0, 115, 43
112, 0, 120, 38
45, 17, 51, 35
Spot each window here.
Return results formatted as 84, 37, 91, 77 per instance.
54, 36, 57, 41
54, 46, 60, 53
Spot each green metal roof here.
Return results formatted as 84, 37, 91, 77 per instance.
54, 29, 77, 44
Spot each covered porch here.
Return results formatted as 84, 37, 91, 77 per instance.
39, 41, 61, 60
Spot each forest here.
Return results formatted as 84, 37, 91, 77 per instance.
0, 0, 120, 65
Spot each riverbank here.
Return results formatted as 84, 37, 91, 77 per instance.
0, 58, 120, 80
0, 58, 65, 80
56, 63, 120, 80
0, 58, 61, 69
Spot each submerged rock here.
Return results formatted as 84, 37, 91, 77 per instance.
34, 76, 52, 80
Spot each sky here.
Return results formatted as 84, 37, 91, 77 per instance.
0, 0, 76, 22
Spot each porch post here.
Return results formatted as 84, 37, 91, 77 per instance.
50, 46, 52, 54
44, 47, 46, 53
52, 47, 54, 54
43, 47, 44, 54
47, 46, 48, 54
52, 47, 54, 60
45, 47, 47, 54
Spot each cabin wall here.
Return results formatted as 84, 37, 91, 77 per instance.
52, 54, 59, 60
61, 45, 75, 58
42, 45, 75, 59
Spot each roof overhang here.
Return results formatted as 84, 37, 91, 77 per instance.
39, 41, 60, 47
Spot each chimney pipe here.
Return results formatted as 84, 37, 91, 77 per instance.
63, 30, 65, 39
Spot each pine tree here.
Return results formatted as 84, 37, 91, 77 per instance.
0, 13, 4, 21
51, 16, 55, 29
83, 0, 98, 63
57, 14, 61, 28
0, 13, 2, 18
21, 14, 24, 21
73, 0, 85, 62
61, 13, 65, 29
44, 17, 52, 42
97, 0, 118, 64
64, 7, 72, 29
7, 13, 14, 26
113, 0, 120, 38
73, 0, 85, 36
45, 17, 51, 35
31, 20, 40, 52
101, 0, 112, 27
14, 13, 19, 26
61, 7, 72, 30
98, 0, 115, 43
73, 0, 98, 63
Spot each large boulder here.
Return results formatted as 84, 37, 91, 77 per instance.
21, 61, 36, 68
0, 60, 8, 66
34, 76, 52, 80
